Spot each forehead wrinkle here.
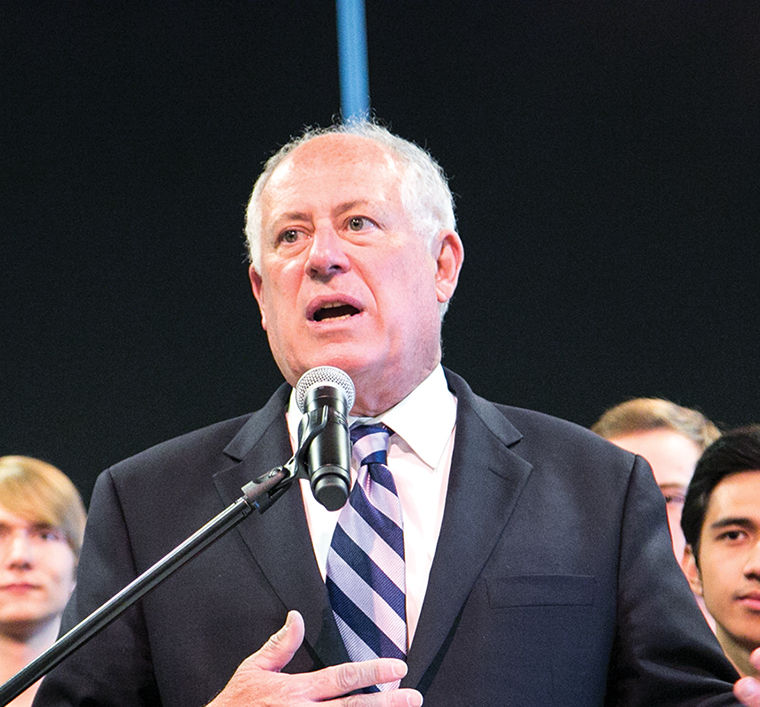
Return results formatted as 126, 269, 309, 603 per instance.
333, 199, 392, 219
262, 167, 401, 223
269, 210, 312, 227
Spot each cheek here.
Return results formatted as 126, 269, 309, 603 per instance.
665, 505, 683, 532
391, 255, 438, 302
46, 552, 78, 592
266, 265, 304, 315
699, 554, 735, 602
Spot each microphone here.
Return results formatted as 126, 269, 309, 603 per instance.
295, 366, 356, 511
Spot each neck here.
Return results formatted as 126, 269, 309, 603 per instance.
1, 617, 61, 681
350, 362, 440, 417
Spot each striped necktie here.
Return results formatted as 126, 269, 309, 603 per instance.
325, 423, 407, 690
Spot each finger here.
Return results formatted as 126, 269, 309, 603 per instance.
752, 647, 760, 670
366, 688, 424, 707
333, 688, 423, 707
248, 610, 305, 672
308, 658, 409, 700
734, 676, 760, 706
386, 689, 424, 707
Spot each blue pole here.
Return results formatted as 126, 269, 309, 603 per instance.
336, 0, 370, 121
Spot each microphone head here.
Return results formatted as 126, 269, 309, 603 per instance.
295, 366, 356, 413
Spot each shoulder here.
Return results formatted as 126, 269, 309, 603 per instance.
498, 403, 616, 452
491, 403, 639, 487
446, 368, 626, 452
99, 383, 291, 492
445, 368, 639, 477
109, 413, 254, 475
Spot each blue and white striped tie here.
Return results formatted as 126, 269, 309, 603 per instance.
326, 423, 407, 691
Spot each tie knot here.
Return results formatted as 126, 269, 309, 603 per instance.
350, 423, 392, 467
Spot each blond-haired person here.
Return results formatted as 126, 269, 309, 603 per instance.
0, 456, 85, 706
592, 398, 720, 566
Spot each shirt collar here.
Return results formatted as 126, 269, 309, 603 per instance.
286, 365, 457, 470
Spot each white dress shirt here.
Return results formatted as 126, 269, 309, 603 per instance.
286, 365, 457, 646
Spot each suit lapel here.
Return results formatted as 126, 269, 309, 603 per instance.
212, 385, 348, 668
404, 370, 533, 688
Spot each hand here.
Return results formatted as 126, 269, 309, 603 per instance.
207, 610, 423, 706
734, 647, 760, 705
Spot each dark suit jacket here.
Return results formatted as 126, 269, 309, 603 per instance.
35, 370, 739, 705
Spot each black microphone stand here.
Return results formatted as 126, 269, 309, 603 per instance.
0, 460, 301, 706
0, 395, 339, 705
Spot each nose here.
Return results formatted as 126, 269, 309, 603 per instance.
744, 538, 760, 579
2, 531, 35, 569
304, 224, 350, 280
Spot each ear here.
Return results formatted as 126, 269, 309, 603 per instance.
682, 544, 704, 596
432, 229, 464, 305
248, 264, 268, 330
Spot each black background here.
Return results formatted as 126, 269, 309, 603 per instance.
3, 2, 759, 503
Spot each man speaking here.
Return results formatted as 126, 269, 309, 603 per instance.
34, 122, 751, 705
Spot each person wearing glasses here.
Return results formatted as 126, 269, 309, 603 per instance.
592, 397, 721, 567
592, 397, 720, 626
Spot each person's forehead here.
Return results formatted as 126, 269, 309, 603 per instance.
706, 470, 760, 522
609, 429, 701, 487
260, 136, 405, 227
0, 504, 50, 528
272, 134, 399, 185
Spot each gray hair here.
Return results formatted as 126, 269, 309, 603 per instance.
244, 121, 457, 277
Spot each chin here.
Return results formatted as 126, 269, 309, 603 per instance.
296, 350, 376, 379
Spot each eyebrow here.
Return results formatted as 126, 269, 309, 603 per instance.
332, 200, 375, 215
270, 211, 311, 227
658, 483, 687, 492
709, 517, 756, 531
0, 521, 57, 532
277, 201, 380, 218
332, 200, 391, 226
269, 201, 386, 231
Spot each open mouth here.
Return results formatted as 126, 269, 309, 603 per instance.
312, 303, 361, 322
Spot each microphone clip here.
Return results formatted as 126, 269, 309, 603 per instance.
296, 402, 352, 511
294, 406, 330, 478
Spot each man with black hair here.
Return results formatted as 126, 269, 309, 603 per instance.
683, 425, 760, 679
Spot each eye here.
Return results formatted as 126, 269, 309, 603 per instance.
663, 493, 686, 506
34, 527, 66, 543
278, 228, 301, 244
717, 529, 747, 542
347, 216, 372, 232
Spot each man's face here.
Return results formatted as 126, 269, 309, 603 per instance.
608, 429, 701, 564
0, 505, 77, 637
249, 134, 462, 415
685, 471, 760, 661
